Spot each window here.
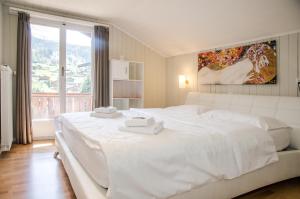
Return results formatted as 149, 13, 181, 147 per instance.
31, 24, 60, 119
31, 22, 93, 120
66, 29, 92, 113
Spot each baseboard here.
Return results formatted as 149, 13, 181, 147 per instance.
33, 136, 55, 140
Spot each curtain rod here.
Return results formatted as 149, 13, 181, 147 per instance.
8, 6, 110, 28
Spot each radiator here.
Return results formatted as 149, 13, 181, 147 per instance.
1, 65, 13, 152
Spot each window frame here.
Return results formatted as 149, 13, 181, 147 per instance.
30, 17, 94, 115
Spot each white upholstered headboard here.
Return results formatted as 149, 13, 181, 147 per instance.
185, 92, 300, 150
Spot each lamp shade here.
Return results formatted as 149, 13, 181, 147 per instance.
179, 75, 188, 88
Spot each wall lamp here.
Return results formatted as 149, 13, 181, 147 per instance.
178, 75, 189, 89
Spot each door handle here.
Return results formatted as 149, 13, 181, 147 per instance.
61, 66, 65, 76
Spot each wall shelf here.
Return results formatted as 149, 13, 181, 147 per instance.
110, 59, 144, 110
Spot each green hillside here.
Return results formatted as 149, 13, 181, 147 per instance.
32, 36, 91, 93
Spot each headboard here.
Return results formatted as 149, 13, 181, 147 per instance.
185, 92, 300, 150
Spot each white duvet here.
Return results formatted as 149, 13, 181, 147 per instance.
60, 108, 278, 199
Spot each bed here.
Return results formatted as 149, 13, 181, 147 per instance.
55, 92, 300, 199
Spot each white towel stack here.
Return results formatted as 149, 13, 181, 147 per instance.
90, 112, 122, 118
95, 106, 117, 114
125, 116, 155, 127
119, 116, 164, 134
90, 106, 121, 118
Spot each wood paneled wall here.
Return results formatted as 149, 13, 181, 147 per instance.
109, 26, 166, 107
166, 33, 300, 106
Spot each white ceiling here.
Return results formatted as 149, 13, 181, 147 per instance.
5, 0, 300, 57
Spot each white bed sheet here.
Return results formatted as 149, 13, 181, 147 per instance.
134, 108, 290, 152
62, 120, 109, 188
60, 108, 289, 192
60, 108, 278, 199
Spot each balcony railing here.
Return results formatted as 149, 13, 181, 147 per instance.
32, 92, 92, 119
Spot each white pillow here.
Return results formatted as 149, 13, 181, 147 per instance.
259, 116, 289, 130
268, 128, 291, 151
202, 109, 289, 130
164, 105, 210, 115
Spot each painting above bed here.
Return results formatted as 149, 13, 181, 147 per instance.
198, 40, 277, 85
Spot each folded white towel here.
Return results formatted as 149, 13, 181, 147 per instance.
125, 117, 155, 127
95, 106, 117, 114
119, 121, 164, 135
90, 112, 122, 118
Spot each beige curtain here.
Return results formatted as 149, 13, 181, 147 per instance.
94, 26, 109, 108
16, 12, 33, 144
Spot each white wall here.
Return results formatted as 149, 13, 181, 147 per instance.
166, 53, 198, 106
166, 33, 300, 106
2, 6, 17, 139
0, 2, 3, 64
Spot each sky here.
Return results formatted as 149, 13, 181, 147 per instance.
31, 24, 91, 47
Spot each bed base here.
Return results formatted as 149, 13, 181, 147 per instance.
55, 131, 107, 199
55, 131, 300, 199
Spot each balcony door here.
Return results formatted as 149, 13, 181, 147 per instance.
31, 21, 93, 138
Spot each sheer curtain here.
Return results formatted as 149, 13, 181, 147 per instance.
16, 12, 33, 144
93, 26, 109, 108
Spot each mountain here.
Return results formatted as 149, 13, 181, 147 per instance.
31, 36, 92, 93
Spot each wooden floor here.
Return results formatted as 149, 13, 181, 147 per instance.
0, 140, 299, 199
235, 178, 300, 199
0, 140, 75, 199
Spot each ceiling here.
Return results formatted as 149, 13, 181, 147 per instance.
4, 0, 300, 57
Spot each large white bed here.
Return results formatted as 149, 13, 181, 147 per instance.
55, 92, 300, 199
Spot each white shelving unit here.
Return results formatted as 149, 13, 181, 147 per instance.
110, 59, 144, 110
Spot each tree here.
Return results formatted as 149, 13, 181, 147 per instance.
81, 77, 91, 93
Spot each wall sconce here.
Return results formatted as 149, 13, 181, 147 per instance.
178, 75, 189, 88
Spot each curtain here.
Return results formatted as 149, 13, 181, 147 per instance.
94, 26, 109, 108
16, 12, 33, 144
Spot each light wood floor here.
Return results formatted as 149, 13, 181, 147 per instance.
0, 140, 75, 199
0, 140, 299, 199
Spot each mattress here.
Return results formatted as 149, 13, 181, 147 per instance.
60, 112, 290, 194
62, 121, 109, 188
56, 130, 300, 199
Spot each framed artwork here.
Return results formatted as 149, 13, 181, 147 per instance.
198, 40, 277, 85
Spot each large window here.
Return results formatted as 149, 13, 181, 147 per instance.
31, 23, 92, 119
